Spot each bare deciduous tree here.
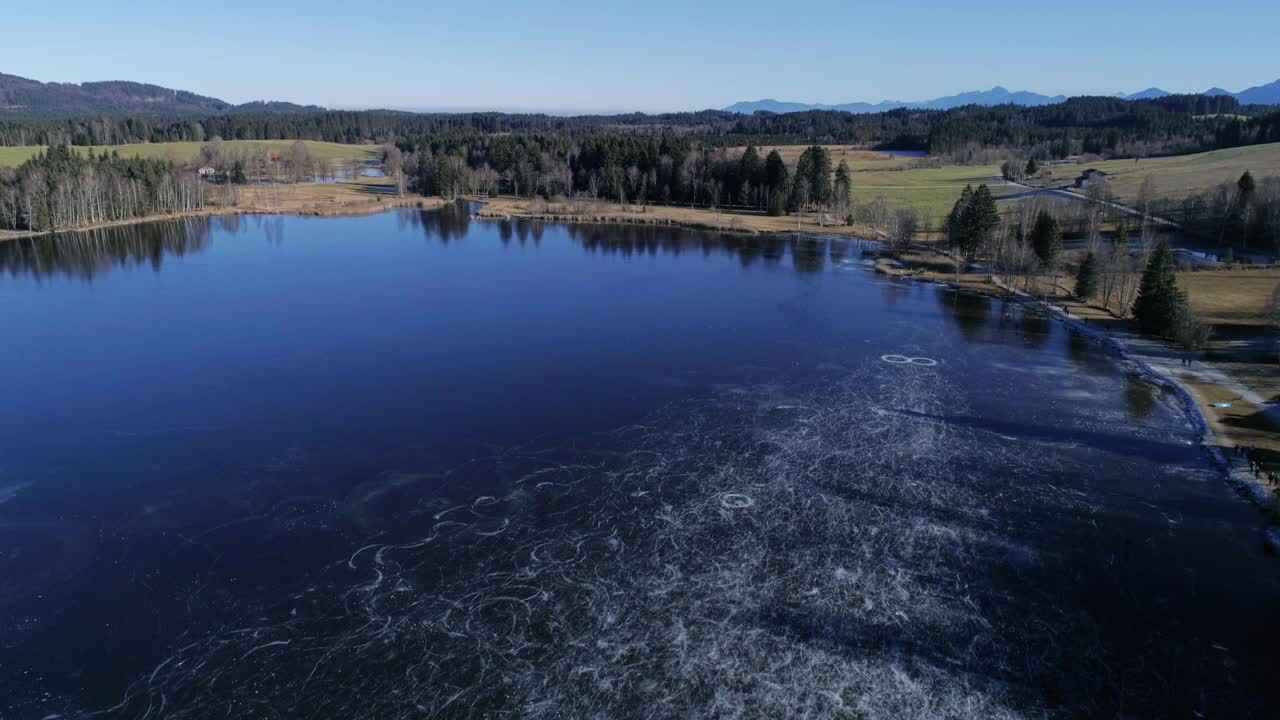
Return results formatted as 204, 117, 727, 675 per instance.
381, 144, 403, 196
287, 141, 312, 184
889, 207, 919, 250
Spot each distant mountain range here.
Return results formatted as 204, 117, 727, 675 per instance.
0, 72, 323, 118
725, 80, 1280, 114
5, 70, 1279, 120
1119, 79, 1280, 106
725, 87, 1067, 115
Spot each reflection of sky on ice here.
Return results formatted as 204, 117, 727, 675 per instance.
1, 207, 1277, 718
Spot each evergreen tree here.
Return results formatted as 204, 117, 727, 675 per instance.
808, 145, 833, 208
947, 185, 974, 259
1025, 157, 1038, 177
958, 184, 999, 259
35, 193, 50, 231
834, 160, 851, 196
1238, 170, 1256, 201
833, 159, 852, 218
1029, 210, 1061, 270
739, 145, 762, 206
1075, 252, 1099, 299
788, 149, 815, 213
767, 189, 787, 217
763, 150, 788, 216
1226, 170, 1257, 246
971, 184, 1000, 232
1132, 239, 1186, 336
231, 159, 246, 184
788, 175, 811, 217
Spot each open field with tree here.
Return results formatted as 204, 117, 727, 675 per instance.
730, 146, 1011, 218
847, 162, 1011, 220
1078, 142, 1280, 204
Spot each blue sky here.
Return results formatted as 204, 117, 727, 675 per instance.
3, 0, 1278, 112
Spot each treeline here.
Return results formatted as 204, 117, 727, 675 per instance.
930, 169, 1279, 346
927, 95, 1280, 161
0, 146, 206, 232
1172, 171, 1280, 251
398, 136, 855, 220
3, 95, 1279, 163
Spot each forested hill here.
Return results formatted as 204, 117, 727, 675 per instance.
0, 72, 321, 118
2, 94, 1277, 163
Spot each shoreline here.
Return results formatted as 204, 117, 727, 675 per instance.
972, 272, 1280, 548
467, 202, 1280, 537
855, 243, 1280, 548
2, 191, 881, 244
471, 195, 886, 239
0, 187, 450, 243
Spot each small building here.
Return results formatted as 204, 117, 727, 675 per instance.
1075, 168, 1109, 188
197, 166, 217, 177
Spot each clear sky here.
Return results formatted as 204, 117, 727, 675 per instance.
3, 0, 1278, 113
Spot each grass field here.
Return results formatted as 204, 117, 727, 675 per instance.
848, 163, 1010, 220
1080, 142, 1280, 204
743, 142, 1280, 219
726, 145, 1009, 219
1179, 267, 1280, 327
0, 140, 378, 168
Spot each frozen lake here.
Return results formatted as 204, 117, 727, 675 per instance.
1, 205, 1277, 718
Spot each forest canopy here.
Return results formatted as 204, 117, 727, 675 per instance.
2, 94, 1278, 162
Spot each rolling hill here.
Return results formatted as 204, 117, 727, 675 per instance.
0, 72, 322, 118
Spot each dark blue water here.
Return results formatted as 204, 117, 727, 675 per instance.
1, 206, 1277, 719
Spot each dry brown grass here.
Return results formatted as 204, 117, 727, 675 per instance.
870, 249, 999, 292
227, 178, 404, 213
1178, 268, 1280, 327
474, 196, 879, 237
